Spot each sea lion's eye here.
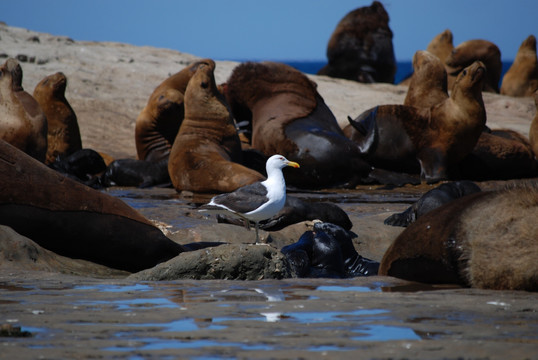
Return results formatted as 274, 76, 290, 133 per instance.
201, 81, 208, 89
462, 70, 467, 76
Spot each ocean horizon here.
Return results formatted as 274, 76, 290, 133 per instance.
233, 60, 513, 86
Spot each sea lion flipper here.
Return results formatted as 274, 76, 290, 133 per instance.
384, 206, 416, 227
417, 147, 448, 183
349, 107, 379, 153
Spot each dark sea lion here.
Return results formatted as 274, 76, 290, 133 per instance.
49, 148, 107, 188
217, 195, 352, 231
426, 29, 454, 63
0, 58, 47, 162
500, 35, 538, 97
101, 158, 170, 188
135, 59, 214, 162
168, 61, 264, 193
226, 61, 370, 189
445, 39, 502, 93
404, 50, 448, 108
33, 72, 82, 164
317, 1, 396, 83
0, 139, 184, 272
530, 90, 538, 157
384, 181, 481, 227
345, 61, 486, 183
281, 222, 379, 278
379, 183, 538, 291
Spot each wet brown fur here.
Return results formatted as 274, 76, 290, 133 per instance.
380, 183, 538, 291
135, 59, 213, 162
530, 90, 538, 157
500, 35, 538, 97
0, 139, 184, 272
225, 61, 317, 156
226, 61, 370, 188
168, 62, 264, 193
0, 58, 47, 162
33, 72, 82, 164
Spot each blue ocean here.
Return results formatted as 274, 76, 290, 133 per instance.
279, 60, 513, 85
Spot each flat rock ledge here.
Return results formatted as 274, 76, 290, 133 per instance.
129, 243, 293, 281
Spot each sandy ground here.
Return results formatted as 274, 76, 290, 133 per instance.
1, 24, 538, 359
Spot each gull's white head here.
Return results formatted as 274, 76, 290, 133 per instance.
266, 155, 300, 172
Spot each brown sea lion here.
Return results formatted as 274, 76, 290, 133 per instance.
500, 35, 538, 97
317, 1, 396, 83
0, 139, 184, 272
404, 50, 448, 108
445, 39, 502, 93
226, 61, 371, 189
168, 62, 265, 193
33, 72, 82, 164
135, 59, 214, 162
345, 61, 486, 183
0, 58, 47, 162
459, 129, 538, 180
530, 90, 538, 157
426, 29, 454, 63
379, 183, 538, 291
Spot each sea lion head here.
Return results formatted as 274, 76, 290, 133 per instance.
35, 72, 67, 99
520, 34, 537, 52
426, 29, 454, 62
412, 50, 447, 86
4, 58, 23, 91
452, 60, 486, 98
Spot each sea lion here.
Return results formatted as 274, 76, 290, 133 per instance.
317, 1, 396, 83
500, 35, 538, 97
404, 50, 448, 108
168, 61, 265, 193
445, 39, 502, 93
0, 58, 47, 162
101, 158, 170, 188
226, 61, 370, 189
0, 139, 184, 272
458, 129, 538, 180
426, 29, 454, 63
384, 181, 481, 227
345, 61, 486, 183
379, 183, 538, 291
135, 59, 214, 162
33, 72, 82, 164
530, 90, 538, 157
49, 148, 107, 188
217, 195, 353, 231
281, 222, 379, 278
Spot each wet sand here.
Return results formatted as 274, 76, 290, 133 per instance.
1, 272, 537, 359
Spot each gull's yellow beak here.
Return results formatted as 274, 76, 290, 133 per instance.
287, 161, 300, 168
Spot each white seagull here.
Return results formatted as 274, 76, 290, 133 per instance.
198, 154, 300, 243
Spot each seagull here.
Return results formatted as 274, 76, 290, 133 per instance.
198, 154, 300, 243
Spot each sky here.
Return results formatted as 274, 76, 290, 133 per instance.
2, 0, 537, 62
